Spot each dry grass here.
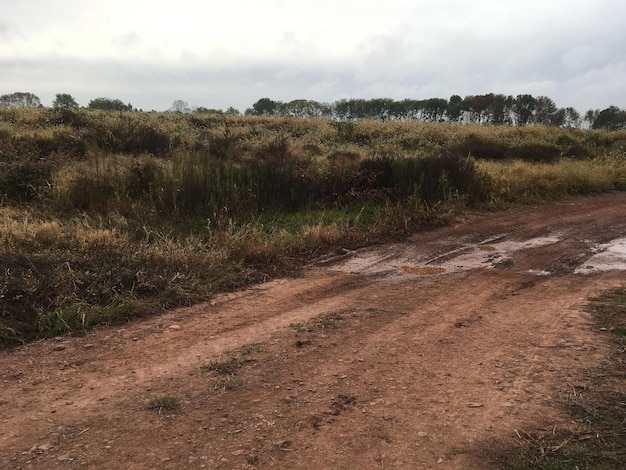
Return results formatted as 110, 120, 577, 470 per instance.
2, 108, 626, 345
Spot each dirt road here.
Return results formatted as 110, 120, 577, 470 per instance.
2, 193, 626, 469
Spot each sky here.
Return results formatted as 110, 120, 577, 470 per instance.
1, 0, 625, 113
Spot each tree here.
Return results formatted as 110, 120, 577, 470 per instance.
171, 100, 190, 113
0, 92, 41, 108
562, 107, 581, 128
584, 109, 599, 129
87, 98, 133, 111
225, 107, 242, 116
447, 95, 464, 122
533, 96, 560, 126
53, 93, 79, 109
87, 97, 132, 111
246, 98, 281, 116
513, 94, 537, 125
420, 98, 447, 122
592, 106, 626, 130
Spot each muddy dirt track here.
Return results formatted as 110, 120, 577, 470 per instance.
2, 193, 626, 469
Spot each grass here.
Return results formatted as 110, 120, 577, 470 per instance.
145, 395, 180, 414
1, 108, 626, 346
201, 343, 264, 392
485, 287, 626, 469
291, 309, 355, 333
202, 355, 250, 375
208, 375, 242, 393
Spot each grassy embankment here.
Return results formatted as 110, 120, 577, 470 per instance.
1, 108, 625, 346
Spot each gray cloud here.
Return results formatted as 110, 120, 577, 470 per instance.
2, 0, 625, 113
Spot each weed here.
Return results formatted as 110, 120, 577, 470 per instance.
291, 309, 353, 333
202, 356, 248, 375
145, 395, 180, 413
201, 342, 262, 394
209, 375, 241, 393
238, 342, 264, 356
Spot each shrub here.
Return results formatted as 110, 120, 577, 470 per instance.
504, 143, 562, 163
449, 135, 507, 160
0, 160, 55, 202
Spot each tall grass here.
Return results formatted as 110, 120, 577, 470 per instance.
2, 108, 626, 345
481, 155, 626, 203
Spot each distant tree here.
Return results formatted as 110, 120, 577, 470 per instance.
592, 106, 626, 130
447, 95, 464, 122
88, 97, 132, 111
487, 94, 514, 125
562, 107, 581, 128
193, 106, 214, 114
533, 96, 560, 126
283, 99, 312, 118
462, 95, 491, 123
420, 98, 447, 122
193, 106, 218, 114
171, 100, 191, 113
223, 107, 240, 116
0, 92, 41, 108
53, 93, 79, 109
513, 94, 537, 125
246, 98, 281, 116
583, 109, 599, 129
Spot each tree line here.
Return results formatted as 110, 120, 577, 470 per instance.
0, 93, 134, 112
1, 91, 625, 130
245, 95, 626, 130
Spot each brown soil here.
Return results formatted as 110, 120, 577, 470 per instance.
2, 193, 626, 469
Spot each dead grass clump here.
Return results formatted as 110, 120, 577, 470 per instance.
145, 395, 180, 414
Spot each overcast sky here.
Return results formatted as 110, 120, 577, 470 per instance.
1, 0, 625, 113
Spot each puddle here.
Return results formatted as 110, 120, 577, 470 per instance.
328, 233, 626, 278
574, 238, 626, 274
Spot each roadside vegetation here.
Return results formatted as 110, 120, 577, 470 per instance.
1, 107, 626, 346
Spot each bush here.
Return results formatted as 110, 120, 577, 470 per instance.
504, 143, 562, 163
0, 160, 55, 202
449, 135, 507, 160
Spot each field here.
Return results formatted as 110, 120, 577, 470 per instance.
1, 109, 626, 467
2, 108, 626, 346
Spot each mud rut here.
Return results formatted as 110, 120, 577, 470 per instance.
2, 193, 626, 469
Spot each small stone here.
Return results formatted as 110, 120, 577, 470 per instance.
169, 325, 181, 330
418, 432, 428, 437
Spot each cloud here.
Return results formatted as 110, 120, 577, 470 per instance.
111, 32, 141, 49
1, 0, 625, 112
